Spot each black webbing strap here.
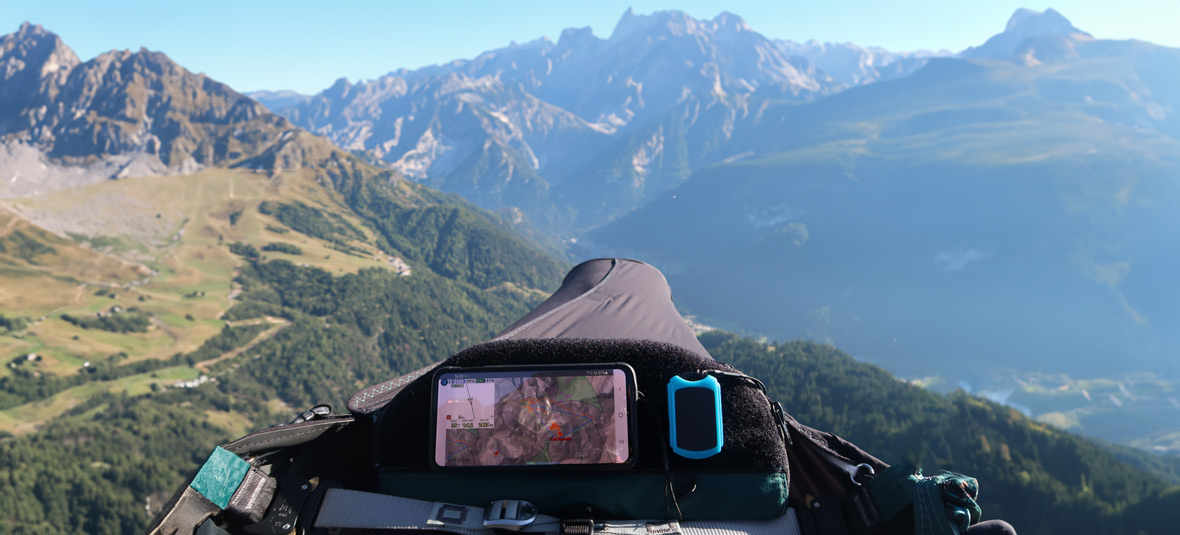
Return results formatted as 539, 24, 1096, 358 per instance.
147, 415, 354, 535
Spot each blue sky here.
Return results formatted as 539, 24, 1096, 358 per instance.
3, 1, 1177, 95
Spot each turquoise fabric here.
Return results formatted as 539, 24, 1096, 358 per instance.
190, 446, 250, 509
864, 463, 981, 535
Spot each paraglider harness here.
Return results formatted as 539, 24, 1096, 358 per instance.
147, 259, 984, 535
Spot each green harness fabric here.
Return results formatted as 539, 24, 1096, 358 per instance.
864, 463, 982, 535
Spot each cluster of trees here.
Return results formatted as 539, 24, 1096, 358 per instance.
60, 311, 151, 333
228, 241, 259, 259
261, 242, 302, 255
0, 229, 56, 262
0, 313, 29, 333
257, 200, 363, 245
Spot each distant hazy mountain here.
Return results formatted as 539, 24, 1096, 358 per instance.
963, 7, 1091, 60
772, 40, 944, 88
584, 7, 1180, 397
0, 23, 316, 198
268, 9, 843, 233
246, 89, 311, 111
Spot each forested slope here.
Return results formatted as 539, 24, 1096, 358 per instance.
704, 332, 1180, 535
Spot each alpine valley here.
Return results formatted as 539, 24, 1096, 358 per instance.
256, 8, 1180, 457
0, 7, 1178, 535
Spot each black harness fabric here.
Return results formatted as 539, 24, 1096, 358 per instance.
371, 338, 790, 520
493, 258, 712, 359
372, 338, 786, 472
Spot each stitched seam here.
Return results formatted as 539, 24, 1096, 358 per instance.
228, 422, 348, 450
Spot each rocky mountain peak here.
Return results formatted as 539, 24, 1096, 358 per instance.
608, 9, 697, 42
557, 26, 598, 48
0, 24, 302, 196
710, 11, 750, 33
1004, 8, 1085, 36
1, 23, 80, 112
325, 76, 353, 99
2, 22, 80, 78
965, 7, 1092, 59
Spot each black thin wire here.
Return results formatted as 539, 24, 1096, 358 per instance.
639, 392, 683, 521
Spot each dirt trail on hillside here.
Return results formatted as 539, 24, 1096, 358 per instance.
197, 317, 290, 372
0, 211, 19, 237
1, 316, 293, 437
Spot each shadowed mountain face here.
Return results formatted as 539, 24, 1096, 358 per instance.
584, 9, 1180, 391
268, 10, 843, 233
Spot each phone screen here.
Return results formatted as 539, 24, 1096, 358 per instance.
431, 364, 635, 468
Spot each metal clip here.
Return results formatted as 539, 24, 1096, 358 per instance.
851, 463, 875, 486
483, 499, 538, 531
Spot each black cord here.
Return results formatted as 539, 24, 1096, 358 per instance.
638, 392, 683, 521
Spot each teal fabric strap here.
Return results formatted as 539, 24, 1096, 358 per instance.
864, 463, 920, 522
190, 446, 251, 509
864, 463, 982, 535
924, 472, 981, 535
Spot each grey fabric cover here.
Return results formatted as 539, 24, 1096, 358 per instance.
493, 258, 711, 359
349, 258, 708, 414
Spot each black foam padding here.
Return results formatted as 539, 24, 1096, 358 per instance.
372, 338, 787, 473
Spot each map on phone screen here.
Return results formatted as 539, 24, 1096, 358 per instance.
433, 367, 631, 467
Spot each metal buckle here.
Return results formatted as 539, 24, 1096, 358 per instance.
483, 499, 538, 531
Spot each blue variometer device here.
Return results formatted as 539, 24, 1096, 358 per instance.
667, 374, 723, 459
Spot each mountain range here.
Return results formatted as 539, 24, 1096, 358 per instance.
256, 10, 928, 233
247, 8, 1180, 452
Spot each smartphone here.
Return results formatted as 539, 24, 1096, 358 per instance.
430, 363, 637, 468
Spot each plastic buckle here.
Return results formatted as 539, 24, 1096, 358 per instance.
242, 477, 318, 535
483, 499, 538, 531
289, 404, 332, 424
